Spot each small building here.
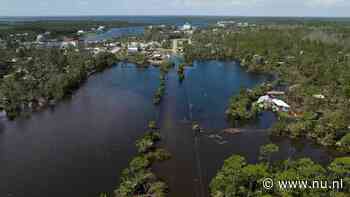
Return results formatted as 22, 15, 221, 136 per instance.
97, 26, 105, 31
171, 38, 192, 53
257, 95, 290, 112
110, 47, 121, 54
181, 22, 192, 31
257, 95, 272, 104
61, 40, 78, 48
77, 30, 85, 35
36, 34, 45, 43
128, 46, 139, 53
272, 99, 290, 112
313, 94, 325, 99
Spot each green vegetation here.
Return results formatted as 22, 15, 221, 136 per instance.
127, 52, 147, 66
0, 48, 116, 119
185, 25, 350, 151
148, 120, 157, 130
177, 63, 185, 82
136, 131, 161, 153
225, 84, 272, 121
114, 126, 171, 197
259, 143, 279, 165
210, 143, 350, 197
153, 61, 173, 105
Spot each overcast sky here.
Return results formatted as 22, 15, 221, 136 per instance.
1, 0, 349, 17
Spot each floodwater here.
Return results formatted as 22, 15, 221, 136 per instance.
84, 26, 145, 42
0, 61, 338, 197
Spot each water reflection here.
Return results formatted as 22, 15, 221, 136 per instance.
0, 61, 339, 197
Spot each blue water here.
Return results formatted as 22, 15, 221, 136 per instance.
84, 26, 145, 41
0, 61, 340, 197
2, 16, 350, 25
0, 16, 228, 27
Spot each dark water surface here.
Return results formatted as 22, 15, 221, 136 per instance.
0, 61, 337, 197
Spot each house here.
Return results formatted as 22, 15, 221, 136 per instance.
272, 99, 290, 112
181, 22, 192, 31
61, 40, 78, 48
110, 47, 121, 54
128, 46, 139, 53
217, 20, 236, 28
257, 95, 272, 104
97, 26, 105, 31
36, 34, 45, 43
257, 95, 290, 112
77, 30, 85, 35
313, 94, 325, 99
171, 38, 192, 53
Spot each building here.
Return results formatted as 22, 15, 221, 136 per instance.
217, 20, 236, 28
61, 38, 79, 48
36, 34, 45, 43
171, 38, 192, 53
257, 95, 290, 112
97, 26, 105, 31
181, 22, 192, 31
110, 47, 121, 54
77, 30, 85, 35
128, 42, 139, 53
272, 99, 290, 112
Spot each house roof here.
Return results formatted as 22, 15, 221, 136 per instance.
272, 99, 290, 108
257, 95, 271, 103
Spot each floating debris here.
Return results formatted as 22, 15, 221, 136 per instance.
222, 128, 242, 135
216, 140, 228, 145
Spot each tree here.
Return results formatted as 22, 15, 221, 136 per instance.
210, 155, 246, 197
259, 143, 279, 166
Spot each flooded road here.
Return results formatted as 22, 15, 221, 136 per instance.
0, 61, 337, 197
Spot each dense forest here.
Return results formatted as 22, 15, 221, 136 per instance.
184, 25, 350, 152
0, 47, 116, 119
112, 122, 171, 197
210, 143, 350, 197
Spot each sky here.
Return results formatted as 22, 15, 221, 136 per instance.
1, 0, 350, 17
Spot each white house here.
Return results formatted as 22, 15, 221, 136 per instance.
97, 26, 105, 31
272, 99, 290, 111
110, 47, 121, 54
257, 95, 290, 112
77, 30, 85, 35
61, 41, 78, 48
181, 22, 192, 31
128, 42, 139, 53
257, 95, 272, 104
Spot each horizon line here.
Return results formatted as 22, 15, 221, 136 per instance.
1, 14, 350, 18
